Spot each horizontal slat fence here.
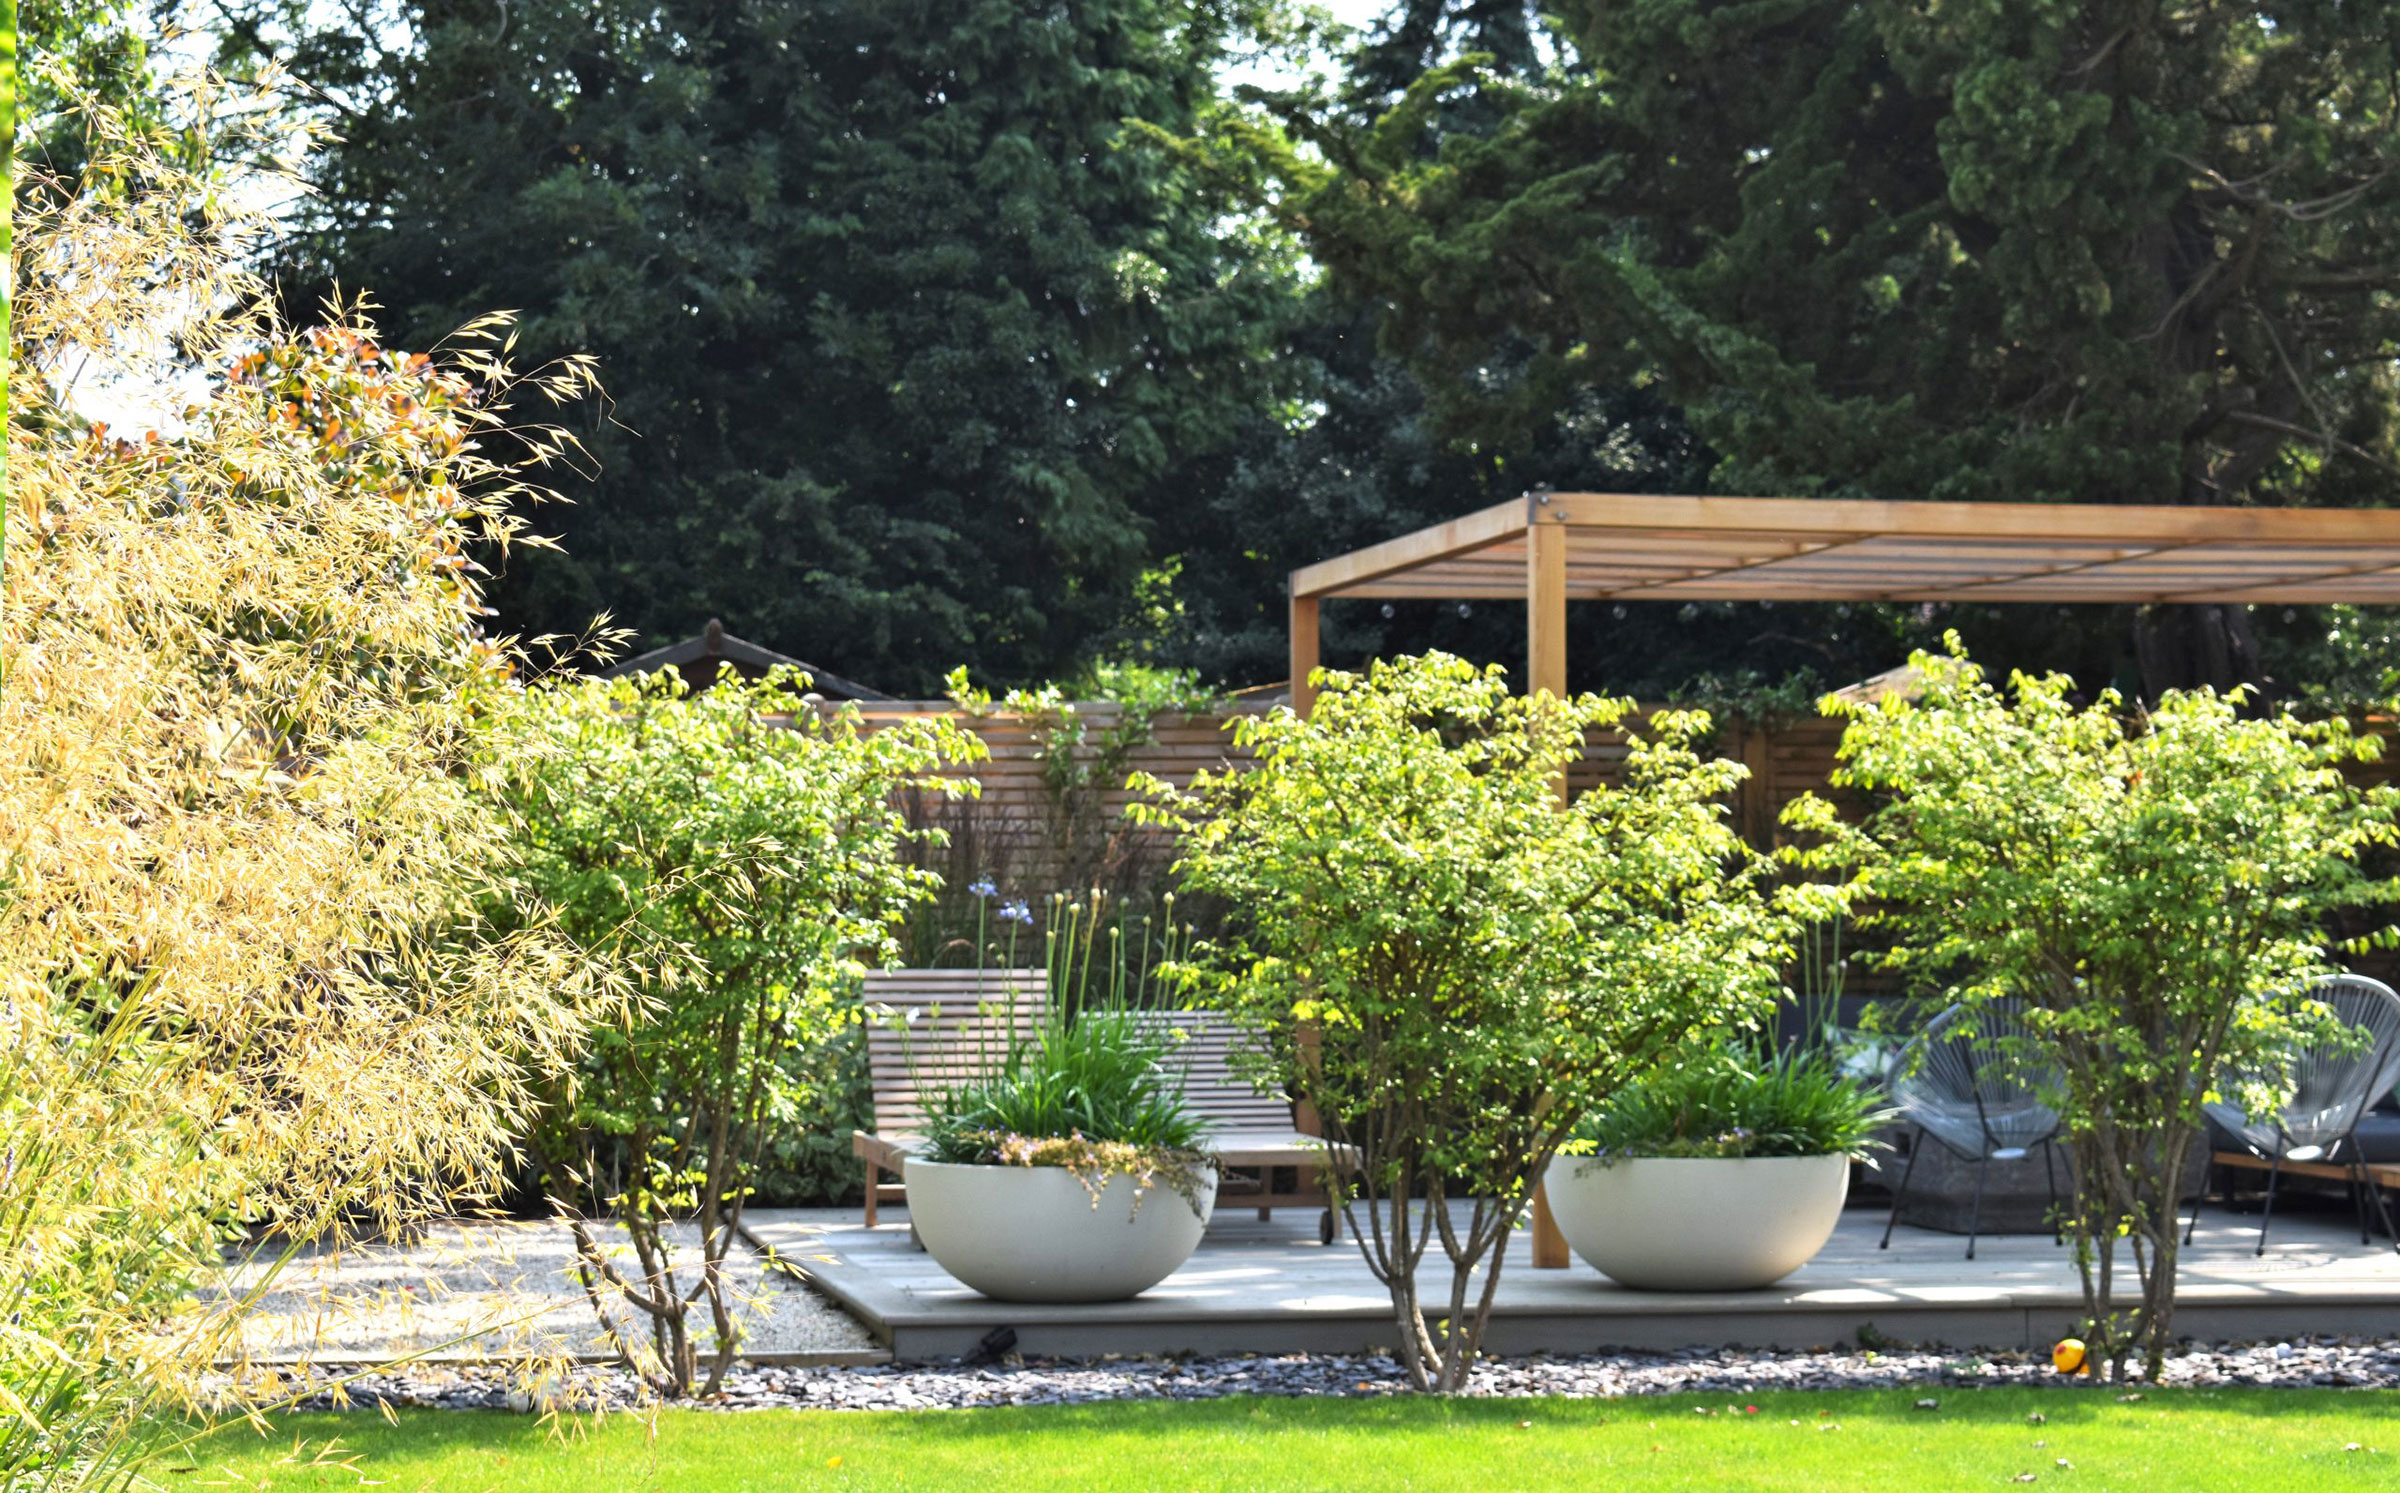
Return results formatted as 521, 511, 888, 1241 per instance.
798, 700, 2400, 901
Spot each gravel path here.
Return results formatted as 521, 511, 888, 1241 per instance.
211, 1219, 878, 1364
268, 1337, 2400, 1413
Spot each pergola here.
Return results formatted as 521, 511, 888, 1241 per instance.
1288, 492, 2400, 715
1287, 492, 2400, 1267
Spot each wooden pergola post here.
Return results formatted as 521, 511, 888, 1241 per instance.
1290, 589, 1320, 717
1526, 502, 1573, 1269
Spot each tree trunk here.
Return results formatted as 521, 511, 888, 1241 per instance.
2131, 603, 2262, 699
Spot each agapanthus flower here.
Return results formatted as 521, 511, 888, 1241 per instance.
999, 900, 1034, 925
968, 877, 997, 899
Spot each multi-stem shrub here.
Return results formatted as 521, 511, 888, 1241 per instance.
1805, 639, 2400, 1382
498, 669, 979, 1397
2, 75, 615, 1488
1139, 652, 1826, 1392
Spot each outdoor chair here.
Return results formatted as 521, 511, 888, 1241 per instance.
1880, 1000, 2065, 1260
2186, 973, 2400, 1256
849, 969, 1351, 1241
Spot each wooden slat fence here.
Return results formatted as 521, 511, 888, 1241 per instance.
804, 700, 2400, 900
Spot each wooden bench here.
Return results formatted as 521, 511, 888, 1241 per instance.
851, 968, 1046, 1229
1139, 1008, 1353, 1242
848, 969, 1351, 1239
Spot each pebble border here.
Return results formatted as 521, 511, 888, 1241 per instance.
268, 1338, 2400, 1414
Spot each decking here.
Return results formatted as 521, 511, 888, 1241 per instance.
744, 1201, 2400, 1363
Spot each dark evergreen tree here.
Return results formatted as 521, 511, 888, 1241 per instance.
1276, 0, 2400, 694
260, 0, 1296, 692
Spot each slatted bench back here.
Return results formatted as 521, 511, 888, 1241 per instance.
859, 970, 1294, 1138
859, 968, 1049, 1137
1138, 1010, 1296, 1134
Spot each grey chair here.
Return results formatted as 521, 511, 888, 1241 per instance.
2187, 974, 2400, 1255
1880, 1000, 2065, 1260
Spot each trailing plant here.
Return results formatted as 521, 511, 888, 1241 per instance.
2, 73, 617, 1489
1567, 1042, 1891, 1163
1795, 638, 2400, 1383
1138, 652, 1831, 1392
499, 668, 981, 1398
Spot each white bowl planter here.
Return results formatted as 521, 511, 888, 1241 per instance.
1542, 1153, 1850, 1291
903, 1157, 1217, 1303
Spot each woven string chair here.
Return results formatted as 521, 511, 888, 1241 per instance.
1880, 1000, 2065, 1260
2187, 974, 2400, 1255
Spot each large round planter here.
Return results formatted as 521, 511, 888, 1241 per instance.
1542, 1153, 1850, 1291
903, 1157, 1217, 1303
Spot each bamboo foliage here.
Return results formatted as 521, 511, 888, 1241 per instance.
2, 73, 619, 1485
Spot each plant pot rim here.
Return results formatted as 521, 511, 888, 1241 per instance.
906, 1150, 1215, 1170
1570, 1151, 1853, 1162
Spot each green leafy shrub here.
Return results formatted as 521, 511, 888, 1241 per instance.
1569, 1043, 1890, 1162
1798, 638, 2400, 1382
1138, 652, 1832, 1392
750, 1024, 874, 1207
500, 667, 981, 1396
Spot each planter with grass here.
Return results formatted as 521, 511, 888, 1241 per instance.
909, 999, 1217, 1303
1544, 1043, 1889, 1291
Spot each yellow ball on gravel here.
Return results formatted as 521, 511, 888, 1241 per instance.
2052, 1339, 2089, 1375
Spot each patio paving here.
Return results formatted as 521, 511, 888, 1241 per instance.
743, 1200, 2400, 1361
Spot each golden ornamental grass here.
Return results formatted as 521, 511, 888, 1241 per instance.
4, 69, 625, 1486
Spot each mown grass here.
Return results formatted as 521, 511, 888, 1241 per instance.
170, 1386, 2399, 1491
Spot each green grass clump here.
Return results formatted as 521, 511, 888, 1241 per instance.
169, 1387, 2400, 1491
1572, 1041, 1892, 1161
918, 1004, 1203, 1162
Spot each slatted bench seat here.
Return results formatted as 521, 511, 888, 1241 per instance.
1137, 1009, 1353, 1241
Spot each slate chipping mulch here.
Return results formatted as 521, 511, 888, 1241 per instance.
263, 1336, 2400, 1413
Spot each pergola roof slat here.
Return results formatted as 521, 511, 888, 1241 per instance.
1292, 494, 2400, 605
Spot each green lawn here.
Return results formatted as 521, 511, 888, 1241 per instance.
170, 1388, 2399, 1492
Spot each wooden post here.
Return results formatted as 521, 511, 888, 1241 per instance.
1736, 717, 1774, 849
1526, 504, 1573, 1269
1290, 591, 1320, 717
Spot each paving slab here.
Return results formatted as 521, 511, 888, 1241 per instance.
744, 1201, 2400, 1361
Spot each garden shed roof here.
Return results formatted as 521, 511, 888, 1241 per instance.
603, 618, 892, 700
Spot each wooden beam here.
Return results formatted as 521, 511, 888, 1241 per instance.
1289, 499, 1528, 600
1290, 591, 1320, 718
1526, 507, 1574, 1270
1540, 492, 2400, 545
